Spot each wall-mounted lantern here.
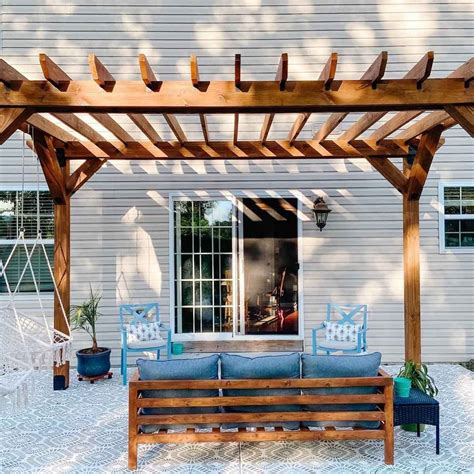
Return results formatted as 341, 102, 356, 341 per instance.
313, 197, 331, 231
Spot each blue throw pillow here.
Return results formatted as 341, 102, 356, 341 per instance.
220, 352, 301, 429
301, 352, 382, 429
137, 354, 220, 432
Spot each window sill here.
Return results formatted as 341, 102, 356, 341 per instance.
178, 339, 304, 353
439, 248, 474, 254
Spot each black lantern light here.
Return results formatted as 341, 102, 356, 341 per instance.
313, 197, 331, 231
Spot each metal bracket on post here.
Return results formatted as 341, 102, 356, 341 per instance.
407, 145, 417, 167
56, 147, 66, 168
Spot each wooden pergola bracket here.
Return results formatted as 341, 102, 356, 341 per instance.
67, 158, 107, 195
406, 125, 443, 200
366, 157, 407, 194
33, 129, 67, 204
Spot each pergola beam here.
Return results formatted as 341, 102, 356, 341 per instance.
90, 113, 134, 144
0, 78, 470, 113
0, 58, 27, 89
0, 108, 32, 144
444, 105, 474, 137
370, 57, 473, 143
234, 54, 241, 143
127, 113, 162, 145
138, 54, 161, 92
260, 53, 288, 143
313, 51, 388, 142
89, 54, 116, 91
339, 52, 434, 142
163, 113, 187, 145
395, 111, 454, 142
288, 52, 338, 144
62, 138, 414, 160
39, 53, 71, 91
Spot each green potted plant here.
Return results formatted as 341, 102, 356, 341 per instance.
70, 287, 111, 378
397, 360, 438, 432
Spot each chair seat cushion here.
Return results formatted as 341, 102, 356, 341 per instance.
301, 352, 382, 429
318, 340, 358, 351
127, 339, 166, 349
220, 352, 301, 429
137, 354, 220, 433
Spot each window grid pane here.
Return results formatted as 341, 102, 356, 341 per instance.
0, 190, 54, 293
443, 186, 474, 249
175, 200, 233, 334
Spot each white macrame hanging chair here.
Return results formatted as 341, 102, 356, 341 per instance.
0, 310, 35, 413
0, 131, 72, 370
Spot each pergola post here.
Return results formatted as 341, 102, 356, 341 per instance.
402, 192, 421, 363
402, 126, 443, 363
53, 160, 71, 390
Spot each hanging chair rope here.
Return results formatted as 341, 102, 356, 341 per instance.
0, 130, 72, 371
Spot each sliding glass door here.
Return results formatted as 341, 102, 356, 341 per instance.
173, 197, 299, 338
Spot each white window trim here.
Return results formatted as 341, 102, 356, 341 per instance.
169, 192, 304, 342
438, 181, 474, 254
0, 184, 54, 300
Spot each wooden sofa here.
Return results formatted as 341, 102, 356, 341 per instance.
128, 368, 394, 469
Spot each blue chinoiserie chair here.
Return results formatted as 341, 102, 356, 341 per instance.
119, 303, 172, 385
311, 304, 368, 355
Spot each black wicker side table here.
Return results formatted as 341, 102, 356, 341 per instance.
393, 387, 440, 454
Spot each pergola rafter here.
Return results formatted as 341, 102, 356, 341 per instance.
0, 51, 472, 390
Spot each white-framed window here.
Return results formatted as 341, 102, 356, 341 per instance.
0, 188, 55, 293
438, 182, 474, 253
171, 194, 302, 340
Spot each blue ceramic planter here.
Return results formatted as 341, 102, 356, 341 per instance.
76, 348, 111, 377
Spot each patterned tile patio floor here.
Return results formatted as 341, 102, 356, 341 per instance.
1, 364, 473, 473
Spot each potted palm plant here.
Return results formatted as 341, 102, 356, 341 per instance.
397, 360, 438, 432
70, 287, 111, 378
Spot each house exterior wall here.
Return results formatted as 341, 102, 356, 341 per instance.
0, 0, 472, 364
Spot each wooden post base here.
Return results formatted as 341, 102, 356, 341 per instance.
53, 361, 70, 390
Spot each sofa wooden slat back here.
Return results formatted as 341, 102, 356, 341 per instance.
128, 368, 394, 469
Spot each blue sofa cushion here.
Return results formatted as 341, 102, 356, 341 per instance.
137, 354, 220, 432
220, 352, 301, 429
301, 352, 382, 429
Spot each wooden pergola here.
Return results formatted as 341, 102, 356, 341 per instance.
0, 51, 472, 389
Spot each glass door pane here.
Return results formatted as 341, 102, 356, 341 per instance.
174, 199, 234, 335
239, 198, 299, 335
